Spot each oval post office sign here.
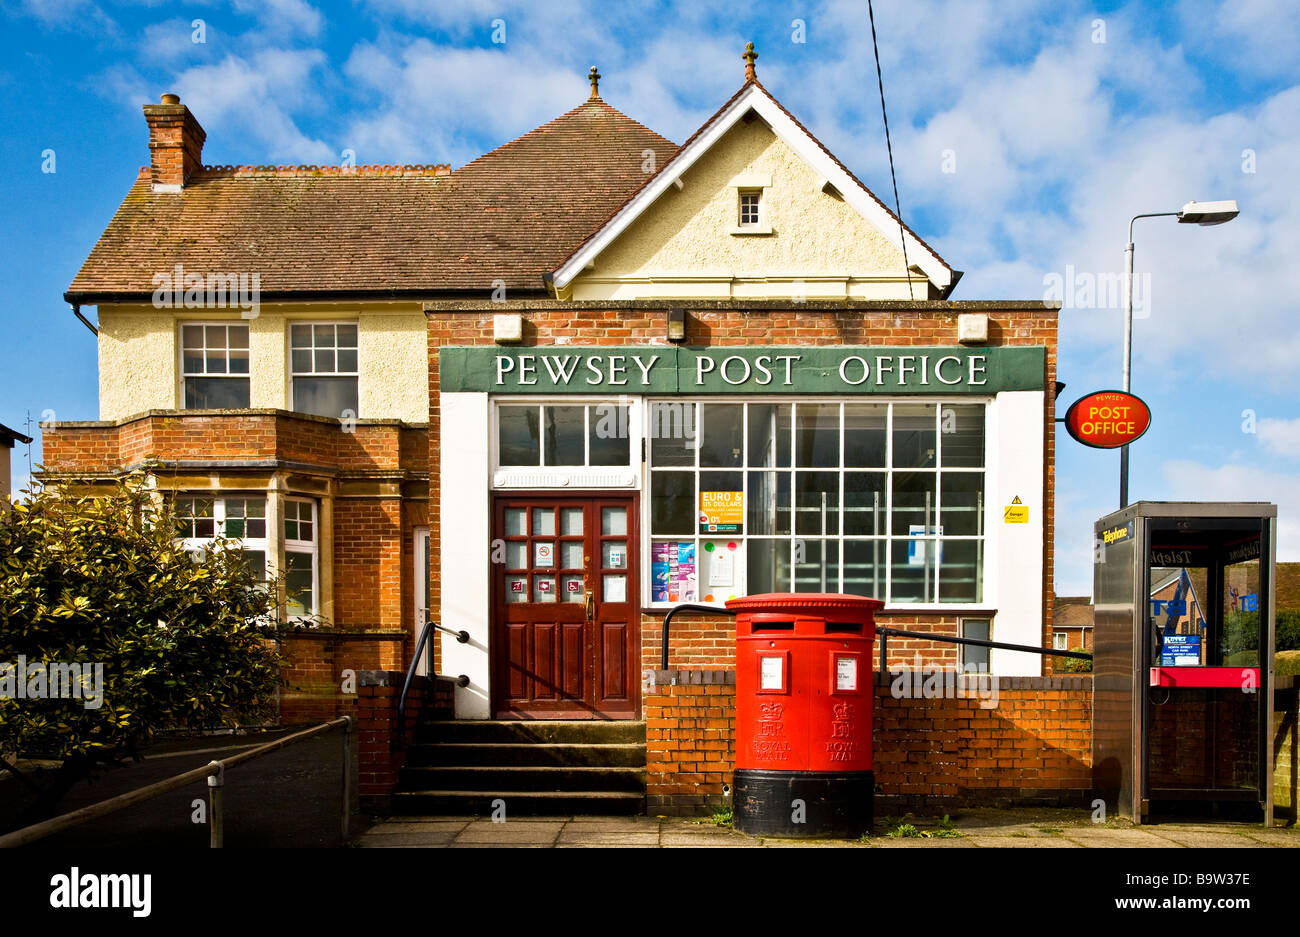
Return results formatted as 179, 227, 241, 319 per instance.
1064, 390, 1152, 449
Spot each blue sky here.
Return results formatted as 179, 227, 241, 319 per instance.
2, 0, 1297, 596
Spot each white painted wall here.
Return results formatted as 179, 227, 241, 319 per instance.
439, 392, 492, 717
986, 390, 1046, 674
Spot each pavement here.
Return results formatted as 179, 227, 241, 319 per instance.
2, 728, 350, 848
351, 808, 1300, 848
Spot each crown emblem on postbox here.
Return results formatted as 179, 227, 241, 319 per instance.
758, 701, 784, 720
832, 701, 854, 721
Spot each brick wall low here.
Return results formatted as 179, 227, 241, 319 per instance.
276, 633, 407, 725
355, 670, 430, 813
645, 670, 736, 816
644, 668, 1094, 816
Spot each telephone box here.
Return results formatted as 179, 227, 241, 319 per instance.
1092, 502, 1277, 824
728, 592, 883, 838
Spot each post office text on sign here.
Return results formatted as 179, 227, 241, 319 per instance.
492, 352, 990, 388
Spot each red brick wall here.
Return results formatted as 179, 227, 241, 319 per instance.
276, 634, 408, 724
427, 301, 1058, 686
354, 671, 428, 812
645, 671, 736, 815
644, 669, 1092, 815
42, 412, 427, 475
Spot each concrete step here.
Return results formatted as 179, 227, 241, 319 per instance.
399, 765, 647, 793
414, 719, 646, 746
404, 742, 646, 768
389, 789, 646, 817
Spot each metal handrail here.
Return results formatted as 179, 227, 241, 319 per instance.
0, 716, 353, 849
655, 603, 1092, 672
396, 617, 469, 748
661, 603, 738, 669
876, 625, 1093, 671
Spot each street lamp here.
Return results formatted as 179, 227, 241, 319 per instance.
1120, 200, 1239, 508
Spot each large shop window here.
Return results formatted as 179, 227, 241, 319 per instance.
291, 323, 359, 419
497, 403, 632, 467
182, 324, 250, 408
647, 401, 986, 606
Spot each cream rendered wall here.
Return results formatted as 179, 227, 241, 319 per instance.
570, 118, 926, 301
95, 303, 429, 423
97, 306, 177, 420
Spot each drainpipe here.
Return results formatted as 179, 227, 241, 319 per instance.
70, 303, 98, 336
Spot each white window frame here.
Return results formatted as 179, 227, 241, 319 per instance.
283, 497, 319, 622
729, 173, 773, 235
490, 397, 643, 489
1053, 631, 1069, 650
641, 396, 995, 612
179, 321, 251, 409
288, 320, 360, 419
173, 494, 269, 581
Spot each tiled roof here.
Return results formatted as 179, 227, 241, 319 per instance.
67, 99, 677, 300
1054, 595, 1094, 628
0, 422, 33, 446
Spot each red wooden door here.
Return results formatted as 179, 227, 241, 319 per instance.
492, 494, 639, 719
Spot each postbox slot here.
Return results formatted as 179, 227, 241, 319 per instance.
751, 621, 794, 632
824, 622, 862, 634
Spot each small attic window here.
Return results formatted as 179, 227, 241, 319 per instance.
738, 190, 761, 227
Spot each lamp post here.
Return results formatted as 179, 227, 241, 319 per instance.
1120, 200, 1239, 508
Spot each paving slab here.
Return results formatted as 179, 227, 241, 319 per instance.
660, 833, 762, 847
1143, 830, 1262, 848
961, 835, 1080, 848
362, 820, 470, 835
556, 830, 661, 845
871, 837, 977, 847
355, 830, 461, 846
1061, 829, 1177, 848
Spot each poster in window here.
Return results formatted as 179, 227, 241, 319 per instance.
906, 525, 943, 566
699, 491, 743, 533
652, 541, 697, 603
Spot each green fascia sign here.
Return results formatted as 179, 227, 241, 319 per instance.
438, 345, 1046, 395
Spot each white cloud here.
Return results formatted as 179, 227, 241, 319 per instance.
231, 0, 323, 39
169, 50, 334, 163
1258, 417, 1300, 459
1162, 460, 1300, 560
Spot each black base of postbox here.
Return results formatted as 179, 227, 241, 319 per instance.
733, 769, 874, 839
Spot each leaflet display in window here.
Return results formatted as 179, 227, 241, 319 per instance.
651, 541, 697, 603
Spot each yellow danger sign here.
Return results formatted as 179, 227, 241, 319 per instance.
1004, 496, 1028, 524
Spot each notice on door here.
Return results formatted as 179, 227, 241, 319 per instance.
700, 491, 743, 533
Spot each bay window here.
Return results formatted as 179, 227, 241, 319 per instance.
172, 493, 318, 621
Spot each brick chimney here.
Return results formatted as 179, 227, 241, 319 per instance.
142, 93, 206, 192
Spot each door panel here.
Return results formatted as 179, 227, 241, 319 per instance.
492, 494, 639, 719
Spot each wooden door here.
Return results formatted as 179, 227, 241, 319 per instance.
492, 494, 639, 719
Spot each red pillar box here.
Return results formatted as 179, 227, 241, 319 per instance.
728, 592, 882, 838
